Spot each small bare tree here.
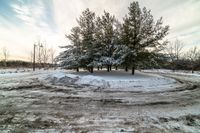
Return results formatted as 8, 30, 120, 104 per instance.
49, 48, 56, 67
165, 39, 184, 71
2, 47, 9, 67
29, 51, 33, 63
41, 44, 50, 68
185, 46, 200, 73
35, 41, 43, 69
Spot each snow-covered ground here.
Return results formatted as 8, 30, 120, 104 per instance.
43, 70, 181, 92
143, 69, 200, 83
0, 68, 200, 132
0, 69, 181, 92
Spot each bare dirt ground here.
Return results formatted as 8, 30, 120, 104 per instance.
0, 70, 200, 133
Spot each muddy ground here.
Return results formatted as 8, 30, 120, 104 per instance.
0, 71, 200, 133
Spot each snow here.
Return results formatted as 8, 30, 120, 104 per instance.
1, 68, 199, 92
143, 69, 200, 76
0, 68, 200, 132
0, 68, 180, 92
143, 69, 200, 83
42, 70, 179, 92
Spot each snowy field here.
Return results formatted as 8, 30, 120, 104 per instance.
0, 68, 200, 132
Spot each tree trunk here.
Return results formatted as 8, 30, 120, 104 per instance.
90, 67, 94, 73
132, 67, 135, 75
4, 61, 7, 68
101, 66, 103, 70
107, 65, 110, 72
87, 67, 90, 73
97, 66, 99, 70
115, 66, 118, 70
76, 67, 79, 72
192, 66, 194, 73
125, 67, 128, 72
109, 65, 112, 71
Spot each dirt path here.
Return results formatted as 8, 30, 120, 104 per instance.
0, 72, 200, 133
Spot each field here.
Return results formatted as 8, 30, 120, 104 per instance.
0, 69, 200, 133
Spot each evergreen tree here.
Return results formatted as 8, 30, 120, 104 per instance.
93, 16, 104, 70
77, 8, 96, 73
66, 27, 81, 71
122, 1, 169, 74
57, 27, 81, 71
121, 16, 133, 71
98, 11, 119, 72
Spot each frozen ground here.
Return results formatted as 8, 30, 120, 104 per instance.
0, 68, 200, 132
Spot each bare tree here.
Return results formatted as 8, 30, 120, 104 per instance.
185, 46, 200, 73
49, 47, 56, 67
29, 51, 33, 63
41, 44, 50, 68
165, 39, 184, 71
2, 47, 9, 67
36, 41, 43, 69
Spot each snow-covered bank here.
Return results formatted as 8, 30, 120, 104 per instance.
44, 70, 180, 92
0, 69, 188, 92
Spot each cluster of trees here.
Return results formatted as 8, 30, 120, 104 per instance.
57, 1, 169, 75
164, 40, 200, 73
0, 43, 56, 69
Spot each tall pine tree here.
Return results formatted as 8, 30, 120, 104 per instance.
123, 1, 169, 74
57, 27, 81, 71
99, 11, 119, 72
77, 8, 96, 73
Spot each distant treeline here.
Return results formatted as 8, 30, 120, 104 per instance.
0, 60, 56, 69
0, 58, 199, 71
147, 54, 200, 71
0, 60, 32, 68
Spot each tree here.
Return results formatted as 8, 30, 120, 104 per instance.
185, 46, 200, 73
2, 47, 9, 67
29, 51, 33, 63
36, 41, 43, 68
165, 39, 184, 71
93, 16, 104, 70
41, 43, 50, 68
64, 26, 82, 72
122, 1, 169, 74
121, 16, 133, 71
98, 11, 120, 72
49, 47, 56, 67
77, 8, 96, 73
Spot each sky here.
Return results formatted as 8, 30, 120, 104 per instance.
0, 0, 200, 61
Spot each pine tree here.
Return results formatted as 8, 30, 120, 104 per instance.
57, 27, 81, 71
98, 11, 119, 72
66, 27, 81, 71
123, 1, 169, 75
93, 16, 104, 70
77, 8, 96, 73
121, 16, 133, 72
